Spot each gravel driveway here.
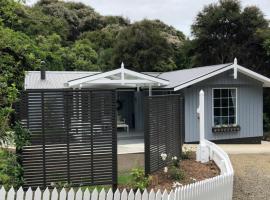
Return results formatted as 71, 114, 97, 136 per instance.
230, 154, 270, 200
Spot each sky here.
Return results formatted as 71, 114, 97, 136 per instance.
25, 0, 270, 36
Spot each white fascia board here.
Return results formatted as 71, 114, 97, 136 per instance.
236, 65, 270, 87
174, 64, 234, 91
67, 68, 121, 87
85, 79, 154, 84
124, 68, 169, 85
67, 68, 169, 87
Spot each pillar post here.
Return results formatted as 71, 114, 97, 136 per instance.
149, 84, 152, 96
196, 90, 209, 163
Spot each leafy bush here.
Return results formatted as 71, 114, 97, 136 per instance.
171, 156, 180, 168
130, 168, 150, 190
13, 122, 30, 151
168, 166, 185, 181
181, 147, 192, 160
0, 149, 23, 189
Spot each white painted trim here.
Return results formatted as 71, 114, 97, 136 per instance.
174, 64, 234, 91
66, 67, 169, 87
174, 63, 270, 91
67, 68, 121, 87
123, 68, 169, 85
82, 79, 154, 84
211, 88, 238, 127
236, 65, 270, 87
121, 62, 124, 85
233, 58, 237, 79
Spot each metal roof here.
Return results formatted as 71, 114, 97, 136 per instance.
157, 63, 232, 89
24, 71, 99, 89
24, 62, 270, 90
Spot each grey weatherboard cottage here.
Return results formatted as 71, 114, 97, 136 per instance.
24, 58, 270, 143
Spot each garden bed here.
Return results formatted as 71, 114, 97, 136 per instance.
118, 152, 220, 191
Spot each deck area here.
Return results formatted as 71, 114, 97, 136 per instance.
117, 130, 144, 154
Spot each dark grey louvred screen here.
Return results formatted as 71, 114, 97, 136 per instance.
144, 94, 184, 174
19, 89, 117, 188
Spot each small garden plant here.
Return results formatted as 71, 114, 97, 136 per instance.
130, 168, 150, 190
160, 153, 185, 183
181, 147, 193, 160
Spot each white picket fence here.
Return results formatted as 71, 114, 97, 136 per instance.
0, 139, 234, 200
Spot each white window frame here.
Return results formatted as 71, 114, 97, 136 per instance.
212, 87, 238, 127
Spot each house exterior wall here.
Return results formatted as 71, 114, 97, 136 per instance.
184, 70, 263, 142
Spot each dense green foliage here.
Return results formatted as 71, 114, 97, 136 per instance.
0, 82, 18, 146
0, 149, 23, 189
191, 0, 270, 74
130, 168, 150, 190
13, 122, 30, 152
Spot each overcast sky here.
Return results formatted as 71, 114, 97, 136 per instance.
26, 0, 270, 36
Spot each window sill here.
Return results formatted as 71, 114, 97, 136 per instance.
212, 125, 241, 133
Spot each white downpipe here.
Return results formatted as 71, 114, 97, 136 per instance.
196, 90, 210, 163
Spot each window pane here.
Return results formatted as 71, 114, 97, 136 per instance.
221, 89, 228, 98
229, 97, 236, 107
229, 107, 235, 115
213, 88, 237, 126
214, 98, 221, 107
229, 116, 236, 124
214, 89, 221, 98
229, 89, 236, 98
221, 98, 228, 107
221, 108, 228, 116
221, 117, 228, 125
214, 117, 221, 126
214, 108, 221, 116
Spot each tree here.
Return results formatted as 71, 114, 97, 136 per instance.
0, 26, 40, 87
64, 39, 99, 71
0, 0, 24, 29
35, 0, 104, 40
112, 20, 183, 72
79, 24, 125, 70
0, 82, 18, 146
191, 0, 269, 73
0, 25, 40, 145
35, 34, 66, 71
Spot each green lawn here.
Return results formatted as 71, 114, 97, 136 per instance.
81, 171, 133, 191
118, 172, 133, 185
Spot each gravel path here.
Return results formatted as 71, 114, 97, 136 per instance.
230, 154, 270, 200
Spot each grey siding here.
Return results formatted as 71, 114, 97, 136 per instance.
184, 70, 263, 142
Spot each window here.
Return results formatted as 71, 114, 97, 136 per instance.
213, 88, 237, 126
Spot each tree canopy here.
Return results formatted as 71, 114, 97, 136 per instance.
191, 0, 270, 74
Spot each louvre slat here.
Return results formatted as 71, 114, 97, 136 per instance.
144, 95, 184, 174
19, 89, 117, 189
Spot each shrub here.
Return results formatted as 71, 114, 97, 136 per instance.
13, 122, 30, 152
181, 147, 192, 160
168, 166, 185, 181
0, 149, 23, 189
171, 156, 180, 168
130, 168, 150, 190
